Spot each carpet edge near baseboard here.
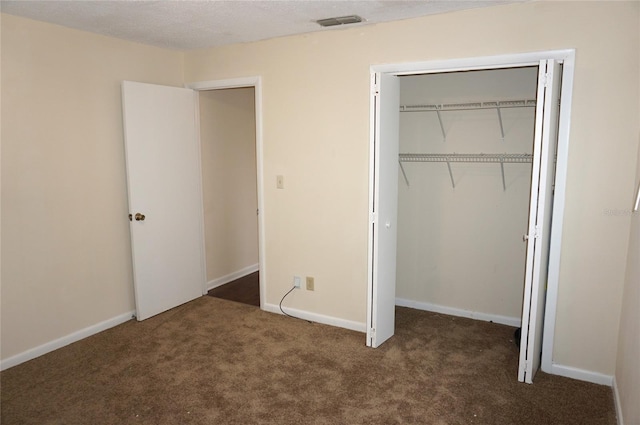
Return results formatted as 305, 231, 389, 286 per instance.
0, 310, 135, 371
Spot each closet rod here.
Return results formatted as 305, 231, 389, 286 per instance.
399, 153, 533, 164
399, 99, 537, 113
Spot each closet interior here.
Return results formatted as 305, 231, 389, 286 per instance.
396, 66, 539, 327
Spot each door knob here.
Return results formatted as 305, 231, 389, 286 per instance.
135, 213, 146, 221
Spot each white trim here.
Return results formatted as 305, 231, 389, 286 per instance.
548, 363, 613, 386
206, 263, 260, 291
192, 90, 209, 296
371, 49, 575, 75
186, 76, 267, 309
396, 298, 522, 328
254, 80, 266, 310
613, 376, 625, 425
0, 311, 135, 371
263, 303, 366, 333
186, 76, 260, 91
541, 50, 575, 373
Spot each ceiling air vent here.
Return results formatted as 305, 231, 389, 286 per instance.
316, 15, 363, 27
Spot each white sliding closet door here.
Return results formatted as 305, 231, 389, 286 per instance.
518, 60, 562, 383
367, 73, 400, 348
122, 81, 206, 321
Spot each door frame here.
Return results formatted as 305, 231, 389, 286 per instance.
186, 77, 266, 308
368, 49, 575, 375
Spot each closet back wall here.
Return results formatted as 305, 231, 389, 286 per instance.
396, 68, 538, 322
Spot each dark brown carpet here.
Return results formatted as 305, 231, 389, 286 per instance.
1, 297, 615, 424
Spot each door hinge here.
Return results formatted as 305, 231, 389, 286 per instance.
534, 225, 542, 239
370, 212, 378, 223
372, 77, 380, 96
544, 72, 551, 88
523, 225, 542, 241
369, 328, 376, 338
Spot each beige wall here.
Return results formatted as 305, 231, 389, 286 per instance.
184, 1, 640, 375
615, 138, 640, 424
0, 14, 184, 360
199, 88, 258, 283
396, 68, 537, 320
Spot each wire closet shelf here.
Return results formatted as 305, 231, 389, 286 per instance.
400, 99, 537, 141
398, 98, 537, 190
398, 152, 534, 191
399, 153, 533, 164
399, 99, 537, 113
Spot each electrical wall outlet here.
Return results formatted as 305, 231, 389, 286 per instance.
293, 276, 301, 288
306, 276, 315, 291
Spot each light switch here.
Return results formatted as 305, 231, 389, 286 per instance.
277, 175, 284, 189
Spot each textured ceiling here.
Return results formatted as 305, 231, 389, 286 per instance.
0, 1, 523, 51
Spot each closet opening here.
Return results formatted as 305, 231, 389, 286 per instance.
367, 51, 574, 384
396, 66, 538, 330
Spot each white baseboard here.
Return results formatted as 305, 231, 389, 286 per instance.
548, 363, 613, 386
613, 376, 624, 425
263, 303, 366, 333
206, 263, 259, 291
395, 297, 522, 328
0, 310, 135, 371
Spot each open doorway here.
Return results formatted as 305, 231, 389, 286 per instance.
198, 87, 260, 307
187, 76, 266, 309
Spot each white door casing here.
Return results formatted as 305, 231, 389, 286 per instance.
367, 73, 400, 348
518, 60, 562, 383
122, 81, 206, 321
186, 77, 266, 309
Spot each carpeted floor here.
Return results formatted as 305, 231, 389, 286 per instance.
1, 296, 616, 424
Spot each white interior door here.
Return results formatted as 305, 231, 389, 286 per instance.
367, 73, 400, 348
518, 60, 562, 383
122, 81, 206, 321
